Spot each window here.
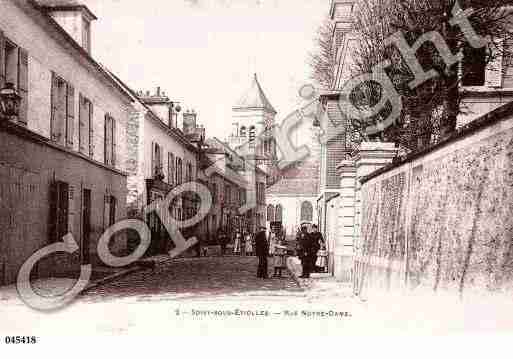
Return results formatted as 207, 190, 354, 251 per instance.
104, 195, 116, 229
82, 19, 91, 53
104, 114, 116, 166
211, 183, 217, 204
275, 204, 283, 222
249, 126, 256, 147
257, 182, 265, 204
300, 201, 313, 222
239, 189, 246, 206
462, 46, 487, 87
168, 153, 175, 186
49, 181, 69, 243
240, 126, 247, 137
52, 74, 75, 147
1, 37, 28, 125
176, 157, 183, 185
152, 143, 162, 178
267, 204, 275, 222
78, 94, 93, 155
186, 162, 193, 182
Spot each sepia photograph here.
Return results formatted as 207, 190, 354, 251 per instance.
0, 0, 512, 355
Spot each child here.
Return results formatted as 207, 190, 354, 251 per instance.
245, 233, 253, 256
273, 238, 288, 278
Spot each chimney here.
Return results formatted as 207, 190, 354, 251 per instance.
39, 1, 97, 54
183, 110, 197, 135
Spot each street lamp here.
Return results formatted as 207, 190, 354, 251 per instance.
0, 83, 21, 119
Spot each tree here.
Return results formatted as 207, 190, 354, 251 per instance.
351, 0, 513, 152
308, 16, 336, 90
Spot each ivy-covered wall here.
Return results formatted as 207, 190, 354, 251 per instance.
357, 116, 513, 296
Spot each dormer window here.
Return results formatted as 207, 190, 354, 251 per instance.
82, 19, 91, 54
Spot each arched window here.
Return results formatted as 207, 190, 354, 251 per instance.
275, 204, 283, 222
240, 126, 247, 137
300, 201, 313, 222
267, 204, 275, 222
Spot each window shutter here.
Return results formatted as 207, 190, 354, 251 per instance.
17, 48, 28, 125
78, 94, 89, 154
104, 114, 112, 166
89, 102, 94, 157
67, 185, 75, 235
58, 182, 69, 240
49, 181, 69, 243
486, 39, 504, 88
50, 73, 60, 142
0, 30, 5, 87
168, 153, 174, 186
103, 195, 111, 230
65, 84, 74, 147
112, 117, 117, 167
151, 141, 156, 178
109, 196, 116, 226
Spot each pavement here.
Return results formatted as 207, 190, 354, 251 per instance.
1, 255, 512, 335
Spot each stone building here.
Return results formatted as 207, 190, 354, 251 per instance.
107, 80, 203, 257
0, 0, 133, 284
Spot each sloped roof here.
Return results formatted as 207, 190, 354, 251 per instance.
233, 74, 277, 114
36, 0, 97, 19
266, 159, 320, 196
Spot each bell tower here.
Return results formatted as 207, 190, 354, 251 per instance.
228, 74, 278, 184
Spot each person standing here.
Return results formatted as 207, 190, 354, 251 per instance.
297, 225, 313, 278
310, 225, 325, 272
245, 232, 253, 256
234, 232, 242, 255
255, 227, 269, 279
273, 237, 288, 278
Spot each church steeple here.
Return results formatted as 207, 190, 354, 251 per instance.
233, 73, 277, 115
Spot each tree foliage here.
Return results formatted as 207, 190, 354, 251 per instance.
308, 16, 336, 90
351, 0, 513, 152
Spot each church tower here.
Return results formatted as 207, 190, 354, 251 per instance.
228, 74, 278, 185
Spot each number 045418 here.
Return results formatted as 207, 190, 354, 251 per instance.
4, 336, 37, 344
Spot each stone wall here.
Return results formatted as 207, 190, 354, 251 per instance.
355, 103, 513, 297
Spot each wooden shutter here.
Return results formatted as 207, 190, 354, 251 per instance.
104, 114, 112, 165
48, 181, 69, 243
0, 30, 5, 88
50, 73, 61, 142
103, 195, 110, 230
112, 117, 116, 167
65, 84, 74, 147
486, 39, 504, 88
151, 142, 156, 178
109, 196, 117, 226
168, 153, 174, 186
88, 102, 94, 157
79, 94, 87, 153
17, 48, 28, 125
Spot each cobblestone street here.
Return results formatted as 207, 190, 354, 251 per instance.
82, 256, 302, 302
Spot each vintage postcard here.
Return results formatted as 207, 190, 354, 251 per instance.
0, 0, 512, 355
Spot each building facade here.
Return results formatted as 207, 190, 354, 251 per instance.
0, 0, 133, 284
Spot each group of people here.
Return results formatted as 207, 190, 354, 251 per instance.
253, 226, 288, 279
296, 224, 326, 279
217, 223, 326, 280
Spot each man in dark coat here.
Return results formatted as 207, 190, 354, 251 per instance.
254, 227, 269, 279
310, 225, 325, 272
297, 225, 314, 278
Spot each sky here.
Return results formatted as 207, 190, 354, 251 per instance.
82, 0, 329, 140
